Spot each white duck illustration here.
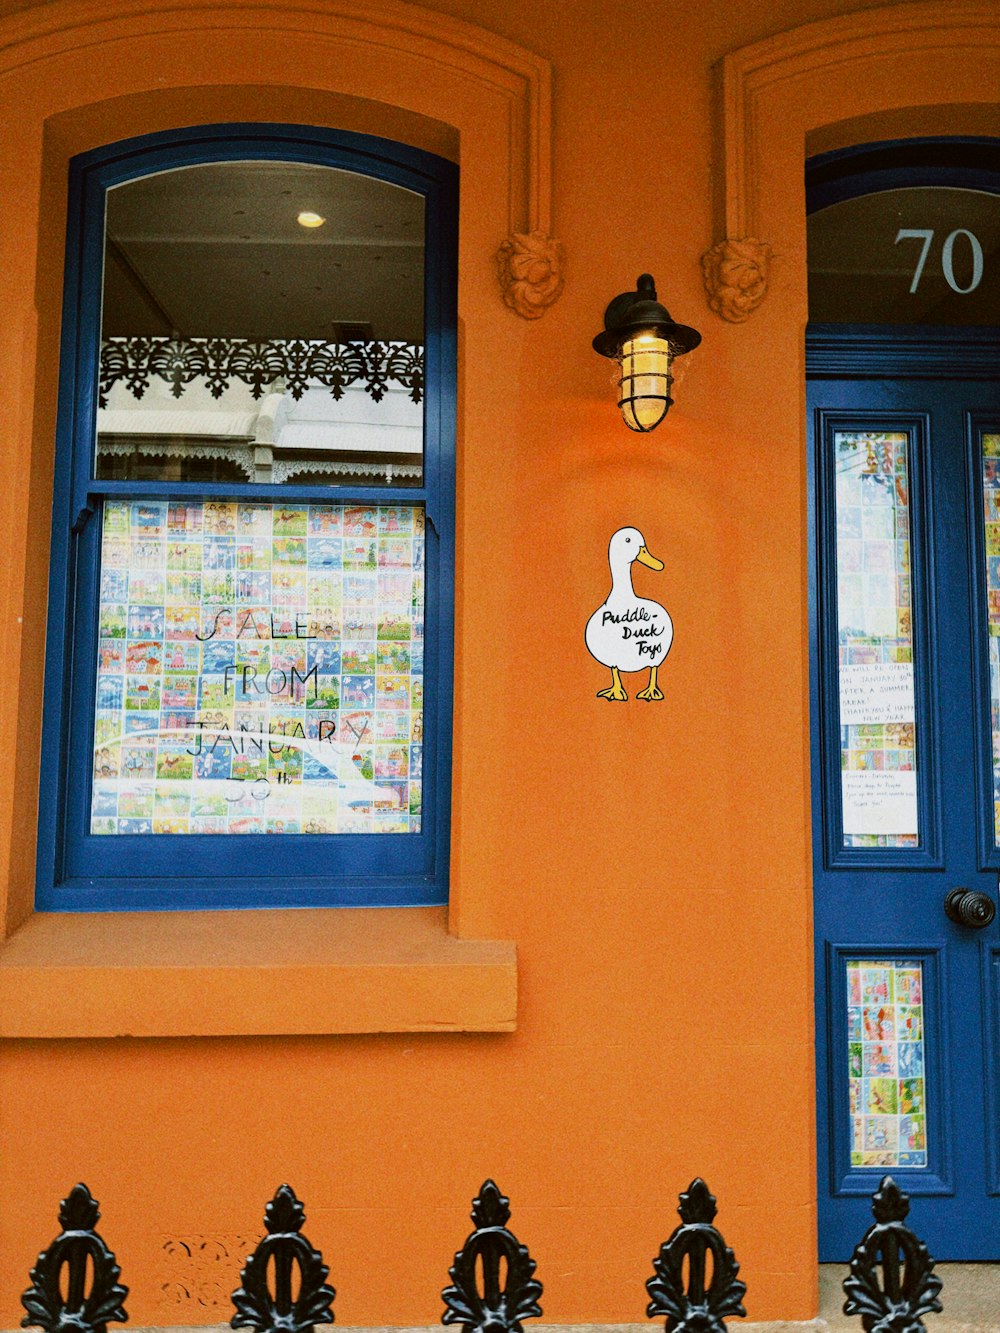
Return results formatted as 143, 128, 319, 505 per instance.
585, 526, 673, 701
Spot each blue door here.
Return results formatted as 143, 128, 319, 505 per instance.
808, 137, 1000, 1260
809, 338, 1000, 1258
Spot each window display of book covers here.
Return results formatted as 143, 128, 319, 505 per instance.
979, 433, 1000, 845
834, 432, 918, 848
91, 500, 425, 834
847, 959, 928, 1169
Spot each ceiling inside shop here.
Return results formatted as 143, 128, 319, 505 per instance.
102, 160, 425, 343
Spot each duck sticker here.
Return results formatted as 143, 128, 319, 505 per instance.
586, 527, 673, 701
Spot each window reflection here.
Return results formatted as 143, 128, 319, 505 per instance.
808, 187, 999, 325
96, 161, 425, 486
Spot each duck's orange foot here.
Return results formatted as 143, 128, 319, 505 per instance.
637, 666, 663, 701
596, 667, 628, 701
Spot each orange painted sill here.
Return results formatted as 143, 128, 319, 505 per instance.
0, 906, 516, 1037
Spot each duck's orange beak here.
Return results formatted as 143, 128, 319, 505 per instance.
636, 545, 663, 571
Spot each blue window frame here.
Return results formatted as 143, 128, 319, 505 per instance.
37, 124, 457, 911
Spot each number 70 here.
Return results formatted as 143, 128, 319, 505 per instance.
895, 228, 984, 294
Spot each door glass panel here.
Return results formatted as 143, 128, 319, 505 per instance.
834, 431, 918, 846
978, 431, 1000, 847
808, 186, 999, 324
848, 959, 928, 1168
96, 162, 425, 487
91, 498, 424, 835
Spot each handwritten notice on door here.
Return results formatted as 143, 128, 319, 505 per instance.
839, 663, 915, 725
841, 771, 918, 835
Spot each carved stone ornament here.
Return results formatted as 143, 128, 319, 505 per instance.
496, 232, 565, 320
842, 1176, 943, 1333
158, 1234, 257, 1314
700, 238, 772, 323
230, 1185, 335, 1333
21, 1184, 129, 1333
442, 1180, 543, 1333
645, 1178, 747, 1333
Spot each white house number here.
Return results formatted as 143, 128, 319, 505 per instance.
895, 228, 985, 294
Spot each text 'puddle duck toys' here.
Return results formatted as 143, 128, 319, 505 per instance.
585, 527, 673, 701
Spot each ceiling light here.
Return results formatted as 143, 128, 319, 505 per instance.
297, 211, 326, 229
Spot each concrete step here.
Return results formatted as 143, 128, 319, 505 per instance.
818, 1262, 1000, 1330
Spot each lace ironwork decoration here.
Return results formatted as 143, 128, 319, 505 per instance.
99, 338, 424, 408
21, 1183, 129, 1333
842, 1176, 943, 1333
230, 1185, 335, 1333
646, 1178, 747, 1333
442, 1180, 543, 1333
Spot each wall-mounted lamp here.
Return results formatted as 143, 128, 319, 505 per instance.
592, 273, 701, 432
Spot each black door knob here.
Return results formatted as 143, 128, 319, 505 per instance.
944, 888, 997, 929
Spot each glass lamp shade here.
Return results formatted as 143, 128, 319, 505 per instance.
617, 332, 673, 432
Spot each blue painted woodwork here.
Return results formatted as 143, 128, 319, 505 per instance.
811, 396, 940, 873
36, 124, 458, 910
808, 137, 1000, 1260
806, 137, 1000, 211
808, 358, 1000, 1259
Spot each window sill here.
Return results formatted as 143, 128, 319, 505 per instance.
0, 907, 516, 1037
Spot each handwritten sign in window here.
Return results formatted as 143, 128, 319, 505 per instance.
91, 499, 425, 835
839, 663, 915, 726
842, 772, 918, 837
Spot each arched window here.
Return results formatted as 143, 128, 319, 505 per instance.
37, 124, 457, 910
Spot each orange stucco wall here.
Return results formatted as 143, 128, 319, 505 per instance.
0, 0, 995, 1324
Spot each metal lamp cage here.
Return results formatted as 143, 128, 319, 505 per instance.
593, 273, 701, 432
617, 334, 674, 432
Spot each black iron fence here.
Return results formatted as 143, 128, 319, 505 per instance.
19, 1175, 943, 1333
